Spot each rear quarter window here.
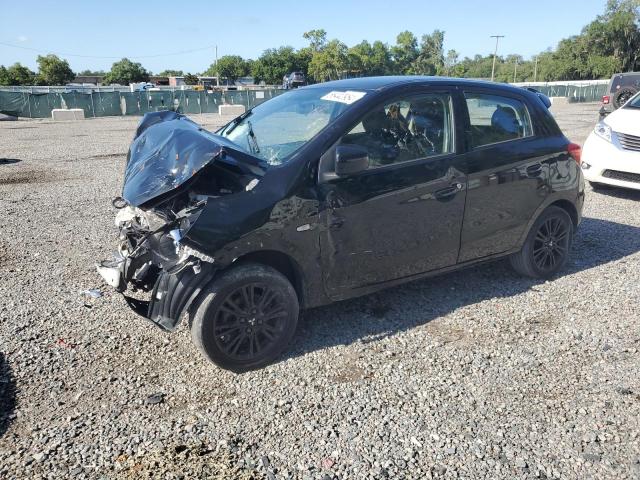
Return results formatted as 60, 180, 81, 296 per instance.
464, 92, 534, 148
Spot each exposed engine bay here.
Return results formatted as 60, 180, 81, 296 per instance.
97, 111, 267, 331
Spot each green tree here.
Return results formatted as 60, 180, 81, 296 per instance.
582, 0, 640, 73
0, 63, 35, 85
391, 31, 418, 74
184, 73, 199, 85
444, 49, 460, 76
158, 69, 184, 77
0, 66, 8, 86
103, 58, 149, 85
370, 41, 392, 75
308, 39, 349, 81
78, 69, 105, 76
347, 40, 373, 76
252, 46, 302, 84
412, 30, 445, 75
35, 54, 74, 85
303, 29, 328, 52
206, 55, 248, 83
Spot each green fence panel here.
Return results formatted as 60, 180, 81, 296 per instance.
0, 89, 287, 117
0, 91, 30, 117
172, 90, 202, 115
222, 91, 245, 106
183, 91, 203, 114
172, 90, 185, 113
148, 91, 174, 112
28, 93, 55, 118
60, 92, 95, 117
119, 92, 139, 116
202, 91, 222, 113
92, 91, 122, 116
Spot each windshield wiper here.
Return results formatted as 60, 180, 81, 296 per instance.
223, 109, 253, 135
246, 120, 260, 154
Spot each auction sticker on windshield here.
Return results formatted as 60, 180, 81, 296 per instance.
321, 90, 367, 105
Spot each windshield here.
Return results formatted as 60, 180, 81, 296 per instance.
624, 91, 640, 109
218, 87, 367, 165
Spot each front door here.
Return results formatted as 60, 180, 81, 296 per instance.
318, 90, 467, 299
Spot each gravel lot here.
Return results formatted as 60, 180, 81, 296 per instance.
1, 102, 639, 479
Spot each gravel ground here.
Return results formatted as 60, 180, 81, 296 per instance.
0, 103, 639, 480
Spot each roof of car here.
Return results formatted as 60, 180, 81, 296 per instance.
304, 76, 528, 94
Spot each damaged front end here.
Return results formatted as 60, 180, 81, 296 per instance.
97, 111, 267, 331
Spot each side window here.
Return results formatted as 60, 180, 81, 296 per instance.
341, 93, 454, 168
464, 92, 533, 148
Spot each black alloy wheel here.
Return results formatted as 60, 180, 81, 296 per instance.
510, 206, 574, 279
531, 216, 570, 273
190, 263, 299, 371
213, 283, 289, 361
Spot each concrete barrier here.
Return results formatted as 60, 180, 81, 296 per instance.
52, 109, 85, 121
218, 104, 245, 116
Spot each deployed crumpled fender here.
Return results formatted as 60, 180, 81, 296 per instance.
124, 261, 216, 332
124, 111, 266, 207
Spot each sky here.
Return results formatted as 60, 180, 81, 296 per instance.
1, 0, 607, 74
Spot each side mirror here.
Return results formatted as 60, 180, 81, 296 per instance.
335, 145, 369, 176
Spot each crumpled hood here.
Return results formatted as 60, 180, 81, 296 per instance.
123, 111, 266, 207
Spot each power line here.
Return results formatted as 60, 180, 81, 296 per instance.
0, 41, 217, 59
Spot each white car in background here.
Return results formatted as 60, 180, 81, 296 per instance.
582, 91, 640, 191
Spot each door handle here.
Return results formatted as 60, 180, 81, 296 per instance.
434, 182, 463, 200
526, 163, 543, 177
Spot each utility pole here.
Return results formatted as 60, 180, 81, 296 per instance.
215, 45, 219, 87
490, 35, 504, 82
513, 58, 518, 83
533, 55, 539, 82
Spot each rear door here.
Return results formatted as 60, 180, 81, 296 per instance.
318, 88, 468, 298
457, 89, 549, 262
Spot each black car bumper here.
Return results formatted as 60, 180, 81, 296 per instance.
99, 259, 216, 332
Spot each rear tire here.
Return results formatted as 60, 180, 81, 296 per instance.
613, 87, 637, 109
190, 263, 299, 372
510, 206, 574, 279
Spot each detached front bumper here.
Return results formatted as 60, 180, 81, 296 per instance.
97, 254, 216, 332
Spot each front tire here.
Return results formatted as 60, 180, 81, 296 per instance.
190, 263, 299, 372
510, 206, 574, 279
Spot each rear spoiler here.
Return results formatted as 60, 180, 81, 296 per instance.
523, 87, 552, 109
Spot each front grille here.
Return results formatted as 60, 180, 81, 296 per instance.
602, 169, 640, 183
616, 132, 640, 152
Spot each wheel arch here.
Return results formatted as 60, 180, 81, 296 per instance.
516, 195, 581, 249
549, 199, 579, 227
227, 250, 306, 308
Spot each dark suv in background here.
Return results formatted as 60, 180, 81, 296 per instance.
283, 71, 307, 89
99, 77, 585, 371
601, 72, 640, 115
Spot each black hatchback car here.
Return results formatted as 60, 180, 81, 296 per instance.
98, 77, 585, 371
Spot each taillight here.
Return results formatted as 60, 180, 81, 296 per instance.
568, 142, 582, 165
602, 95, 610, 104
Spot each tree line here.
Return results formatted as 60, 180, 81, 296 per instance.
1, 0, 638, 87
